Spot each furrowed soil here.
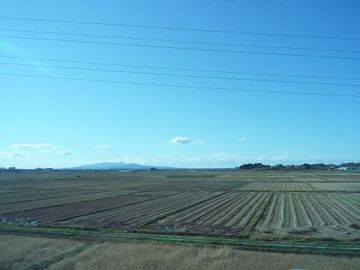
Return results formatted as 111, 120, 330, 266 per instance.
0, 170, 359, 258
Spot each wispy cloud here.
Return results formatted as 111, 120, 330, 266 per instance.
59, 150, 72, 155
110, 155, 145, 164
96, 144, 111, 149
0, 151, 28, 159
169, 136, 191, 144
9, 143, 71, 155
43, 150, 72, 155
2, 143, 72, 168
0, 148, 73, 169
10, 143, 56, 149
237, 137, 246, 142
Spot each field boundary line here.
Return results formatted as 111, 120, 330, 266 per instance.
1, 223, 360, 256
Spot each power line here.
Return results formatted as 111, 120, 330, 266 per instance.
0, 16, 359, 42
1, 55, 359, 82
1, 28, 359, 54
1, 35, 360, 61
0, 71, 359, 98
1, 61, 358, 88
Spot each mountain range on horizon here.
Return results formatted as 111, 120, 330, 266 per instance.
66, 162, 175, 170
65, 161, 360, 171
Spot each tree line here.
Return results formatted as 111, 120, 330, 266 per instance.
237, 163, 360, 171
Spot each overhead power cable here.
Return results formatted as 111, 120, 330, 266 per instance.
1, 35, 360, 61
1, 28, 359, 54
1, 61, 358, 88
1, 16, 359, 41
1, 55, 359, 82
0, 71, 359, 98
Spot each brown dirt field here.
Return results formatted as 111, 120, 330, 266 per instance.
2, 192, 167, 224
1, 171, 359, 240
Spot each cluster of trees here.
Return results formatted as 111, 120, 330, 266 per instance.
0, 166, 17, 172
237, 163, 360, 171
238, 163, 270, 170
0, 167, 55, 172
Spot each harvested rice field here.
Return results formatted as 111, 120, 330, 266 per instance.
1, 170, 360, 243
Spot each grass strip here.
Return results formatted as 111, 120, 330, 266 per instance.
27, 244, 88, 270
1, 223, 360, 256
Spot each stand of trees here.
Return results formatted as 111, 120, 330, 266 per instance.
237, 163, 360, 171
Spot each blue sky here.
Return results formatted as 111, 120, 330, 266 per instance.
1, 0, 359, 168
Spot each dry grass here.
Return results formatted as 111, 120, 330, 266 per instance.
50, 242, 360, 270
0, 234, 82, 270
1, 234, 359, 270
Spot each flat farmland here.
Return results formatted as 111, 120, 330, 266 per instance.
148, 192, 270, 235
238, 182, 314, 191
59, 191, 219, 228
1, 170, 360, 249
255, 193, 360, 239
311, 182, 360, 192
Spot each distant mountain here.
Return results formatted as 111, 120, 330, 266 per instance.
66, 162, 173, 170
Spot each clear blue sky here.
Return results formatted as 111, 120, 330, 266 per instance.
1, 0, 359, 168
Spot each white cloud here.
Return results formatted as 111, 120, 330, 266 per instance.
10, 143, 56, 149
110, 155, 145, 164
43, 150, 72, 155
0, 148, 74, 169
8, 143, 71, 156
84, 152, 356, 169
267, 154, 289, 162
237, 137, 246, 142
110, 153, 242, 168
146, 153, 293, 167
97, 144, 111, 149
169, 136, 191, 145
0, 151, 28, 159
57, 150, 72, 155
